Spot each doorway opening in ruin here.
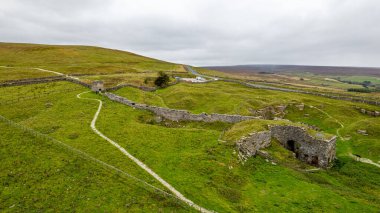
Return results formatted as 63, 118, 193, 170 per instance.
286, 140, 299, 157
287, 140, 295, 152
311, 156, 319, 166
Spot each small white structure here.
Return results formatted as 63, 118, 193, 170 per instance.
91, 81, 104, 93
178, 76, 207, 83
195, 76, 206, 81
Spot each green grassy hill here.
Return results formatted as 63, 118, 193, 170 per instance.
0, 42, 185, 75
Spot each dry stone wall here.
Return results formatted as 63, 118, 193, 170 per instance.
64, 77, 91, 88
105, 83, 156, 92
355, 106, 380, 117
0, 76, 66, 87
105, 92, 259, 123
0, 76, 92, 89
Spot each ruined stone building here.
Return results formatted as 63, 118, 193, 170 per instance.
237, 125, 336, 168
270, 125, 336, 168
91, 81, 104, 93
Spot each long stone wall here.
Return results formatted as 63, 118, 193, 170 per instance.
64, 77, 91, 88
105, 83, 156, 92
0, 76, 66, 87
104, 92, 259, 123
0, 75, 92, 89
355, 106, 380, 117
270, 125, 336, 168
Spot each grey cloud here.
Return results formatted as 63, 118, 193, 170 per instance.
1, 0, 380, 67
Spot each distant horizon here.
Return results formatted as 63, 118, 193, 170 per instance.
202, 64, 380, 69
2, 0, 380, 67
2, 41, 380, 70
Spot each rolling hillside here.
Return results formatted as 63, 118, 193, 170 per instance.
1, 42, 380, 212
0, 42, 185, 75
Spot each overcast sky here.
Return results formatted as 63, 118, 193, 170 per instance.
1, 0, 380, 67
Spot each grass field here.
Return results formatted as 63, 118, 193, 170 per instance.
338, 75, 380, 84
0, 67, 58, 82
1, 81, 379, 212
114, 81, 380, 163
0, 43, 184, 75
89, 88, 380, 212
0, 123, 189, 212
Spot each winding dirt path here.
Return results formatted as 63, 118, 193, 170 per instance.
349, 154, 380, 168
309, 105, 380, 169
309, 105, 345, 141
76, 91, 212, 213
32, 68, 65, 76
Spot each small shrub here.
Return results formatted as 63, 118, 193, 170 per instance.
217, 186, 242, 203
68, 133, 79, 140
154, 71, 170, 88
347, 88, 372, 93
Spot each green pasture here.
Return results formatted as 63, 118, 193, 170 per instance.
0, 75, 379, 211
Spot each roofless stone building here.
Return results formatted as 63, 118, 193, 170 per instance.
237, 125, 336, 168
270, 125, 336, 168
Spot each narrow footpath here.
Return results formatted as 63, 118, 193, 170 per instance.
76, 91, 212, 213
309, 105, 380, 169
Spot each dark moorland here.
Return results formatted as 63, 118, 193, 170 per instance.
205, 65, 380, 76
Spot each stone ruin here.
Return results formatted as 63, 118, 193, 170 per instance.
249, 105, 287, 119
91, 81, 104, 93
355, 106, 380, 117
237, 125, 336, 168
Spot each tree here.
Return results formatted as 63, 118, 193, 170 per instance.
154, 71, 170, 88
362, 81, 372, 88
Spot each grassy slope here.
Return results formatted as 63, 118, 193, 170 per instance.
0, 82, 168, 184
1, 81, 379, 212
0, 123, 189, 212
0, 67, 58, 82
114, 81, 380, 162
95, 92, 380, 212
0, 42, 184, 75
